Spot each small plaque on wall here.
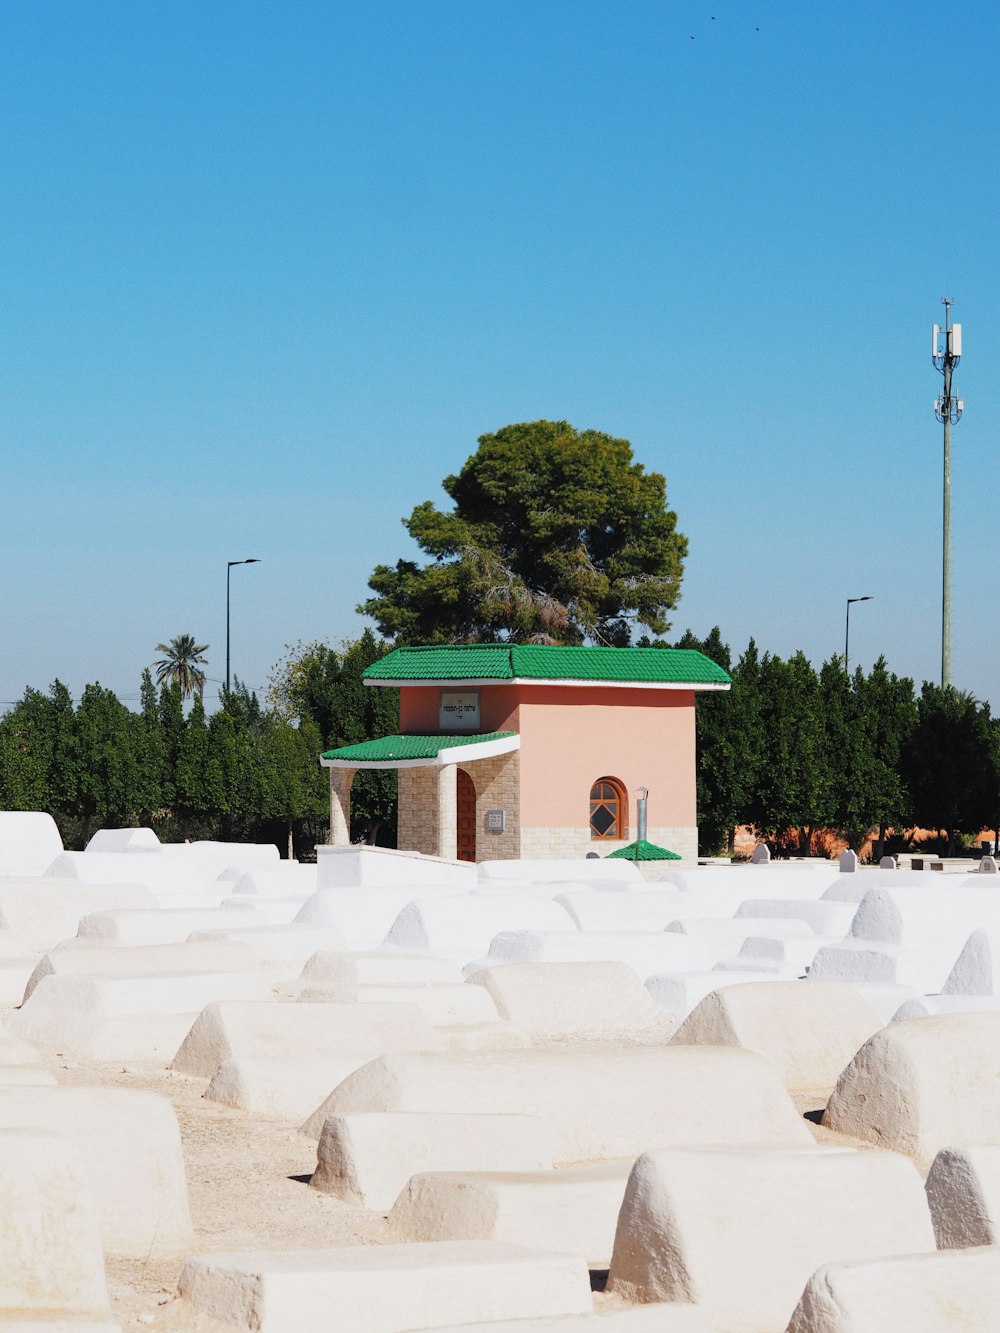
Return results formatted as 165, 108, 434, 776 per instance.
439, 690, 480, 730
485, 809, 506, 832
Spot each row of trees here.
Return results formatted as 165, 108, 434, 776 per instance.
0, 626, 995, 859
672, 629, 1000, 857
2, 419, 997, 859
0, 674, 326, 854
0, 631, 399, 854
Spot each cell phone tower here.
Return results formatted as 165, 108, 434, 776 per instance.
933, 298, 964, 687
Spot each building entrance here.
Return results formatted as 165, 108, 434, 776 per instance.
456, 768, 476, 862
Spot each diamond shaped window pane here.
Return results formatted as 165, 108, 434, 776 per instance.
590, 806, 616, 836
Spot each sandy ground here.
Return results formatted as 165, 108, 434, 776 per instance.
50, 1055, 389, 1329
31, 1046, 886, 1331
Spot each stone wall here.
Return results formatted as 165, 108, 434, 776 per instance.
462, 750, 520, 862
397, 754, 520, 862
397, 766, 457, 859
519, 825, 698, 863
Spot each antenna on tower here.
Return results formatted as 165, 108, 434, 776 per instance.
933, 296, 964, 687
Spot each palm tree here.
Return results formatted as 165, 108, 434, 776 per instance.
153, 634, 210, 698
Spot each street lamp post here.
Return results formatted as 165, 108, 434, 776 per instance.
226, 559, 261, 693
844, 596, 873, 678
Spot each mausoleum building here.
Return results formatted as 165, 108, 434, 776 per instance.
320, 644, 730, 863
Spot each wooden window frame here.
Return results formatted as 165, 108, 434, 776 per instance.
589, 776, 627, 841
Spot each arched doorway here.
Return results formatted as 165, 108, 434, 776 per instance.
456, 768, 477, 862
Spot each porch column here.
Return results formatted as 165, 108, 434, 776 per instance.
328, 767, 355, 846
436, 764, 457, 859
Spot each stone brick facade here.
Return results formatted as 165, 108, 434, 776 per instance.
461, 749, 520, 862
519, 824, 698, 863
397, 765, 456, 859
395, 751, 520, 862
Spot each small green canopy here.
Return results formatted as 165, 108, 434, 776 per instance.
606, 838, 682, 861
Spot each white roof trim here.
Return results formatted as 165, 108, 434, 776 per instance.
320, 732, 521, 771
364, 677, 729, 693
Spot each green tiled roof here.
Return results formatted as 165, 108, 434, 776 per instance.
364, 645, 730, 686
607, 839, 682, 861
321, 731, 516, 762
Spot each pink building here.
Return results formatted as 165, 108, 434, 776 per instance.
320, 644, 730, 863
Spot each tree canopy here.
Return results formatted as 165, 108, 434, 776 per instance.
360, 420, 687, 646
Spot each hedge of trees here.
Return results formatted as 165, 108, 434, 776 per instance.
666, 629, 1000, 857
2, 624, 997, 859
0, 630, 398, 854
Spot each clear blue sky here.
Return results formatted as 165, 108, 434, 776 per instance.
1, 1, 997, 709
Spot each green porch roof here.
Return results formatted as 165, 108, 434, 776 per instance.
363, 644, 730, 686
321, 731, 517, 763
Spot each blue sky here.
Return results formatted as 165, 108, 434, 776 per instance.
0, 1, 997, 709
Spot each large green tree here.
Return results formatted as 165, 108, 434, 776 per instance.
360, 420, 687, 646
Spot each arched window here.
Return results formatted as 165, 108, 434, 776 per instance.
590, 777, 627, 840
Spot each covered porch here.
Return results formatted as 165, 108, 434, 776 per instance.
320, 732, 521, 863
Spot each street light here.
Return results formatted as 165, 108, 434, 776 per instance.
844, 596, 873, 677
226, 559, 261, 693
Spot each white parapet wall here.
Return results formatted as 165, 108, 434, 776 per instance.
316, 844, 477, 891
